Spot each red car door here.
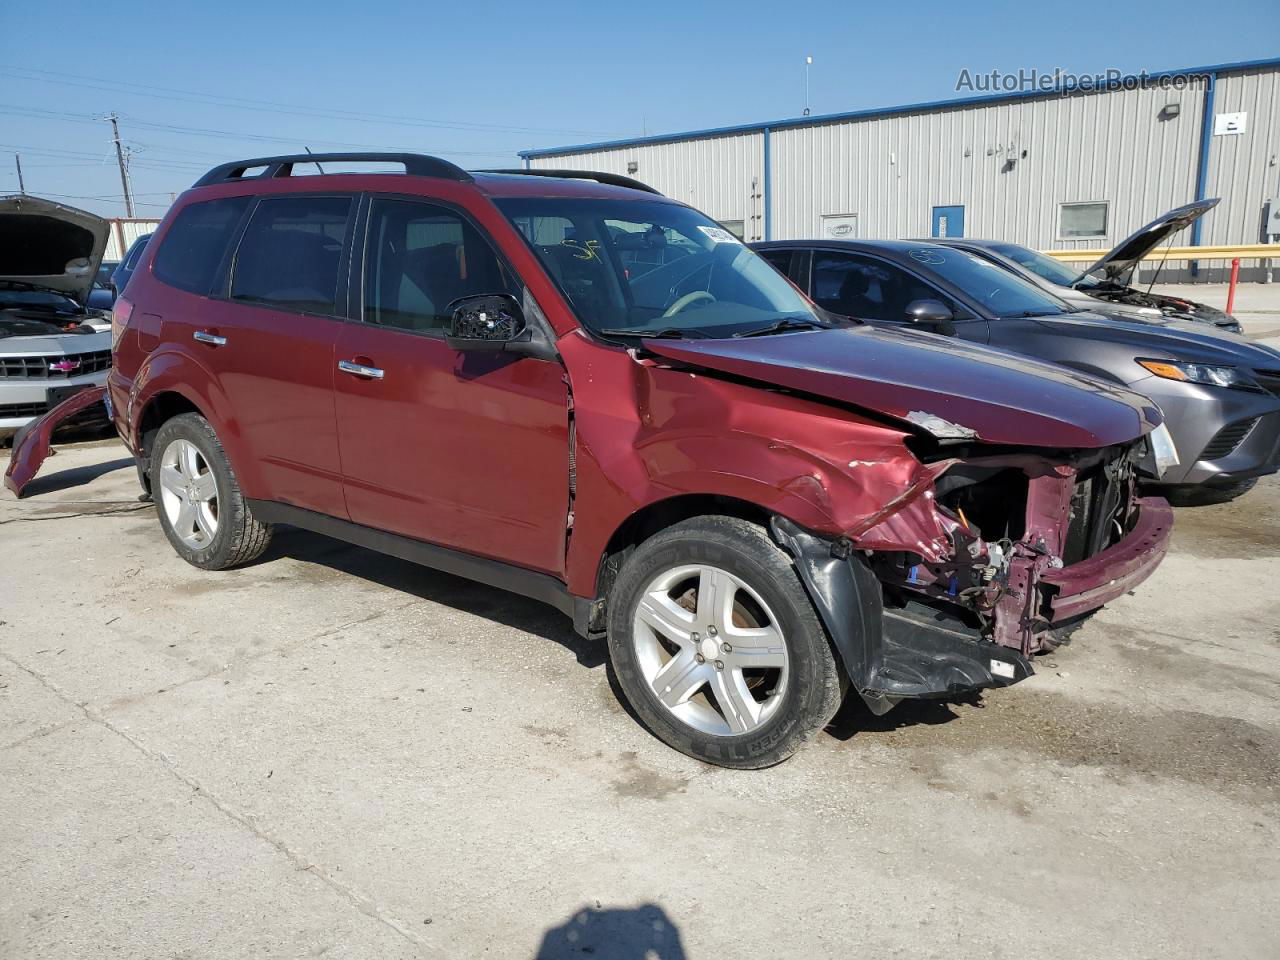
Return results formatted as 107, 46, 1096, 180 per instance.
333, 196, 569, 575
209, 194, 357, 517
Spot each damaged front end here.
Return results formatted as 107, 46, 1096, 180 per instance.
772, 439, 1172, 712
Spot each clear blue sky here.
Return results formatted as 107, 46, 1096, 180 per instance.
2, 0, 1277, 220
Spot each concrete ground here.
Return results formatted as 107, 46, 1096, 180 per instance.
2, 436, 1278, 960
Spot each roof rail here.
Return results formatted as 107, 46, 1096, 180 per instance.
193, 153, 473, 187
478, 168, 663, 196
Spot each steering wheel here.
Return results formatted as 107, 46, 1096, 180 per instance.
662, 290, 716, 318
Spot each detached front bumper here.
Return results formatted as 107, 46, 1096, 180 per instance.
3, 386, 108, 497
1040, 496, 1173, 621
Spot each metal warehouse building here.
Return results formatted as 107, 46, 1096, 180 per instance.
521, 58, 1280, 281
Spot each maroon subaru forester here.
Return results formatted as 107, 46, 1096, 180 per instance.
7, 153, 1173, 767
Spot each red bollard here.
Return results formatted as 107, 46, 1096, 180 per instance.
1226, 257, 1240, 315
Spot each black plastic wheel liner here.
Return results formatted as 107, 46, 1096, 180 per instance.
769, 516, 1033, 714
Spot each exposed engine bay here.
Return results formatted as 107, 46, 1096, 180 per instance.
1083, 280, 1234, 326
0, 313, 98, 338
860, 442, 1148, 655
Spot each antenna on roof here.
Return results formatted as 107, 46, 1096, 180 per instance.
304, 146, 325, 174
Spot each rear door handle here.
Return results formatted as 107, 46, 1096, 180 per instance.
193, 331, 226, 346
338, 359, 385, 380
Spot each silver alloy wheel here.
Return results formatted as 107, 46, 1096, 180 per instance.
632, 563, 789, 736
157, 438, 219, 550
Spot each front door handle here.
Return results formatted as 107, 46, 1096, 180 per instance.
338, 359, 385, 380
193, 330, 226, 346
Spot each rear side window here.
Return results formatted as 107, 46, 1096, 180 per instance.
231, 197, 352, 315
153, 197, 250, 295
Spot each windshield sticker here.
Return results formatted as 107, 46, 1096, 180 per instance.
560, 239, 602, 262
698, 225, 742, 245
908, 249, 946, 265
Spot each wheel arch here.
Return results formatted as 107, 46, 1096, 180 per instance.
582, 493, 776, 634
127, 347, 260, 497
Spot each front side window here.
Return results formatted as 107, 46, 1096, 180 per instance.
154, 197, 250, 295
230, 196, 352, 314
363, 199, 515, 333
812, 251, 965, 323
1059, 201, 1108, 239
901, 246, 1072, 318
496, 197, 821, 339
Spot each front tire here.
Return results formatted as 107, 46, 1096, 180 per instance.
607, 516, 843, 768
150, 413, 272, 570
1160, 477, 1258, 506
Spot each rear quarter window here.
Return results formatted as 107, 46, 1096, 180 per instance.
152, 197, 251, 295
229, 196, 352, 315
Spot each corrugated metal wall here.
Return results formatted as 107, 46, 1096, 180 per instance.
528, 132, 766, 240
1205, 66, 1280, 247
104, 218, 162, 261
769, 80, 1206, 246
525, 63, 1278, 281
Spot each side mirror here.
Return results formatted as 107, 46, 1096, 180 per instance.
904, 299, 956, 336
445, 294, 526, 351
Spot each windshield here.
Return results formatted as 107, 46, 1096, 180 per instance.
986, 242, 1100, 290
495, 197, 822, 338
905, 247, 1075, 318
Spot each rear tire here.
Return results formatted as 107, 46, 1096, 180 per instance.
150, 413, 272, 570
607, 516, 843, 769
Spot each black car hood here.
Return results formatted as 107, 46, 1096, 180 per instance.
1080, 198, 1219, 283
1030, 310, 1280, 369
643, 325, 1160, 449
0, 195, 110, 302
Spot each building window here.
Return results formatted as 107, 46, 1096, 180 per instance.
718, 219, 745, 240
1059, 201, 1108, 240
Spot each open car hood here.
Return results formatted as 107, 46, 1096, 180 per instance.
1078, 198, 1219, 284
642, 326, 1160, 449
0, 195, 110, 302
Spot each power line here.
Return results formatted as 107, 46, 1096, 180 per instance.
0, 104, 523, 160
0, 63, 617, 138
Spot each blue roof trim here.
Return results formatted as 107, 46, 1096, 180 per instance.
519, 56, 1280, 159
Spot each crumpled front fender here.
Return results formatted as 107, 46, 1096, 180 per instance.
3, 387, 108, 498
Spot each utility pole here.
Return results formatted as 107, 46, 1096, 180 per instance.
107, 114, 135, 217
14, 153, 25, 194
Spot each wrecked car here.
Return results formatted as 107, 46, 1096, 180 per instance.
6, 154, 1173, 768
0, 195, 113, 442
927, 199, 1242, 332
755, 238, 1280, 500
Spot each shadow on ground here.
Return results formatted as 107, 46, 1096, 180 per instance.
258, 525, 606, 668
534, 904, 687, 960
824, 689, 978, 741
12, 456, 135, 498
